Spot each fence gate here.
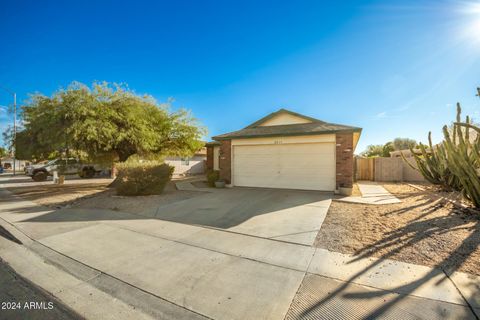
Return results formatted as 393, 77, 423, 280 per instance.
355, 157, 375, 181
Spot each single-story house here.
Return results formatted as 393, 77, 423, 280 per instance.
206, 109, 362, 192
389, 148, 431, 158
390, 149, 415, 158
165, 147, 206, 175
1, 157, 29, 171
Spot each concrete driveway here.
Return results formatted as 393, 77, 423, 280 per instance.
145, 187, 332, 245
9, 186, 332, 246
0, 184, 476, 319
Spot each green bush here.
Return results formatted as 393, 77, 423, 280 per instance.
115, 162, 174, 196
207, 170, 220, 187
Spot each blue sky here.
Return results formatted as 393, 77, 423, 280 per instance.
0, 0, 479, 153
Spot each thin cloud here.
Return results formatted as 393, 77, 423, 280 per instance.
395, 104, 411, 112
375, 111, 387, 119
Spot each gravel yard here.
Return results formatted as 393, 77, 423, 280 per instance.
4, 176, 204, 215
315, 183, 480, 275
71, 184, 203, 215
5, 178, 112, 209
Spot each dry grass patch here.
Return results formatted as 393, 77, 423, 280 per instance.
6, 180, 110, 208
72, 183, 202, 214
315, 183, 480, 275
6, 176, 204, 216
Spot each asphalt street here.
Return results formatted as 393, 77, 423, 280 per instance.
0, 258, 82, 320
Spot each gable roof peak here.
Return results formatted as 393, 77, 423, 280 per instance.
245, 108, 325, 128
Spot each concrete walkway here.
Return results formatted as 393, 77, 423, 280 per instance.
337, 181, 401, 205
175, 178, 212, 192
0, 187, 478, 319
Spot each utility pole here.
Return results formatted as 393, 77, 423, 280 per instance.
0, 86, 16, 176
13, 92, 16, 176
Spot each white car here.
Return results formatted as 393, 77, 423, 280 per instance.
26, 159, 107, 181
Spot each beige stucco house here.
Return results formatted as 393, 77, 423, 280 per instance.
206, 109, 361, 192
165, 147, 206, 176
389, 149, 425, 158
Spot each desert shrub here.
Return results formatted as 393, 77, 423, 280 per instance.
115, 161, 174, 196
207, 170, 220, 187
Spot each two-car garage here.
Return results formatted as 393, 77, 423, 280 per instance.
232, 137, 336, 191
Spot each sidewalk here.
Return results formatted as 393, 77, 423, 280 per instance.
0, 224, 159, 320
175, 180, 211, 192
336, 181, 401, 205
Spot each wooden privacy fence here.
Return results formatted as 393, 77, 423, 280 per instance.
356, 157, 375, 180
355, 157, 425, 182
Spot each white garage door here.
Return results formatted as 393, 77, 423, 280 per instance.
233, 143, 335, 191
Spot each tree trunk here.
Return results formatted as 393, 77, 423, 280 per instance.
115, 147, 136, 162
109, 145, 137, 189
107, 163, 121, 189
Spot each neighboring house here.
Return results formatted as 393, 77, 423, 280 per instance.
206, 108, 362, 192
165, 147, 206, 175
205, 141, 221, 171
1, 157, 29, 171
390, 149, 430, 158
390, 149, 422, 158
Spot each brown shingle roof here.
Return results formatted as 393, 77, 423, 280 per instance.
212, 109, 362, 141
205, 141, 221, 146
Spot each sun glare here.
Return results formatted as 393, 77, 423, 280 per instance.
458, 1, 480, 47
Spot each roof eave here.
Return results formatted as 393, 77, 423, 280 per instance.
212, 128, 362, 141
205, 141, 221, 146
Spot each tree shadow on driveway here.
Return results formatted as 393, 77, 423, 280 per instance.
149, 187, 331, 229
10, 187, 332, 230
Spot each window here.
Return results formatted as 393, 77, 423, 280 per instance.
181, 157, 190, 165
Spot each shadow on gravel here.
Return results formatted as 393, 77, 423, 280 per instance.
301, 187, 480, 319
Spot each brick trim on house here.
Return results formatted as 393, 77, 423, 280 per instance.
336, 132, 354, 189
219, 140, 232, 183
206, 146, 214, 172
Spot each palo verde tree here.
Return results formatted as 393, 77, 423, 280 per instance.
392, 138, 417, 150
15, 82, 206, 162
0, 146, 7, 161
2, 127, 34, 160
361, 142, 394, 157
361, 138, 417, 157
